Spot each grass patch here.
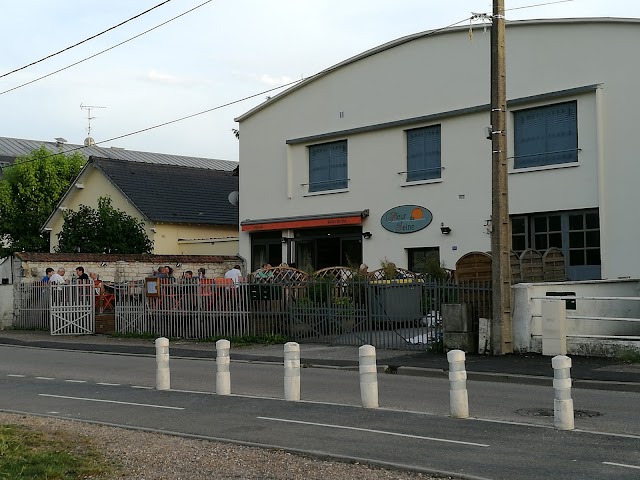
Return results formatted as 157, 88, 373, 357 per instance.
198, 334, 291, 347
0, 423, 114, 479
107, 331, 157, 340
615, 349, 640, 364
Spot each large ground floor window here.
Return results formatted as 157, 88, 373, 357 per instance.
511, 208, 600, 280
251, 233, 282, 272
407, 247, 440, 274
294, 227, 362, 272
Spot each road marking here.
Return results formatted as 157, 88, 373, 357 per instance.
65, 379, 87, 383
602, 462, 640, 470
576, 429, 640, 440
258, 416, 489, 447
7, 374, 25, 377
131, 385, 154, 390
39, 394, 184, 410
97, 382, 121, 386
35, 377, 54, 380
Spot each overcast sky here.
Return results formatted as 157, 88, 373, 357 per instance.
1, 0, 638, 161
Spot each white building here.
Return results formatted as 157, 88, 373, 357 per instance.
236, 18, 640, 281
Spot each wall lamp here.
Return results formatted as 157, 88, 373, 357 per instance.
362, 231, 373, 239
440, 224, 452, 235
281, 237, 288, 243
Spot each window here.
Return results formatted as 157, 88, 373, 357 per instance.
509, 209, 600, 280
308, 140, 348, 192
513, 101, 578, 169
407, 247, 440, 274
406, 125, 441, 181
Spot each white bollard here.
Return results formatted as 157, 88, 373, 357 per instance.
216, 339, 231, 395
284, 342, 301, 401
552, 355, 574, 430
155, 337, 170, 391
359, 345, 378, 408
447, 349, 469, 419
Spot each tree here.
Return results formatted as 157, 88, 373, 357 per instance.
56, 196, 153, 254
0, 146, 85, 257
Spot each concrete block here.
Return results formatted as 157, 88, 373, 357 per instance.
444, 332, 475, 353
442, 303, 473, 333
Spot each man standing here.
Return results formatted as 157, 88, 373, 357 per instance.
49, 268, 66, 284
75, 266, 89, 282
42, 268, 54, 283
224, 264, 243, 284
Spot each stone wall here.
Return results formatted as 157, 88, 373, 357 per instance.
12, 253, 246, 284
0, 285, 12, 329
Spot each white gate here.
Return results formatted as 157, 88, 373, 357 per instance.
49, 284, 95, 335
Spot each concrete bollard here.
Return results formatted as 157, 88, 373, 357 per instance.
155, 337, 170, 391
359, 345, 378, 408
552, 355, 574, 430
216, 339, 231, 395
447, 349, 469, 418
284, 342, 301, 401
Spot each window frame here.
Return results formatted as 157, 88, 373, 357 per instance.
405, 124, 442, 182
513, 101, 578, 169
307, 140, 348, 193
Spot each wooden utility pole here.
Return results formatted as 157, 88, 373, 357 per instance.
490, 0, 512, 354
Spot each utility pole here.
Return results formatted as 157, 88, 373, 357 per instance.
490, 0, 512, 354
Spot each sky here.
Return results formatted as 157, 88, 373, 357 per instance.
1, 0, 639, 162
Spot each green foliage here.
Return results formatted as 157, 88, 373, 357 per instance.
615, 349, 640, 364
0, 147, 84, 257
56, 196, 153, 254
0, 423, 112, 479
379, 257, 398, 280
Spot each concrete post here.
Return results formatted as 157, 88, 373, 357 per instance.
359, 345, 378, 408
552, 355, 574, 430
447, 349, 469, 418
542, 299, 567, 356
216, 339, 231, 395
155, 337, 170, 390
284, 342, 300, 401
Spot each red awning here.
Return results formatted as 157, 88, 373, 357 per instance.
241, 210, 368, 232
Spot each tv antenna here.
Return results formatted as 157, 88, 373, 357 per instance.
80, 103, 106, 138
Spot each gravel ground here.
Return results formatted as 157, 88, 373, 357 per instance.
0, 412, 451, 480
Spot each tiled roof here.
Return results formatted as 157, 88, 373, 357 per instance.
15, 252, 239, 263
91, 157, 239, 225
0, 136, 238, 171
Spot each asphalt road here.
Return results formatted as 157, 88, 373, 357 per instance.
1, 345, 640, 479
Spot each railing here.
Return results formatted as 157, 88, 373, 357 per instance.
14, 278, 492, 350
531, 296, 640, 353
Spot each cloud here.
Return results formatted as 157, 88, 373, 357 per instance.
147, 69, 183, 85
256, 74, 296, 87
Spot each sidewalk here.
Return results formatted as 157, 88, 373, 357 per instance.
1, 330, 639, 392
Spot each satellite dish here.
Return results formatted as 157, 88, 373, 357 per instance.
228, 191, 239, 206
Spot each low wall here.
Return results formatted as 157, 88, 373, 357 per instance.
0, 285, 13, 329
513, 279, 640, 355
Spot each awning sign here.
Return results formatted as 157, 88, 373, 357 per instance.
380, 205, 432, 234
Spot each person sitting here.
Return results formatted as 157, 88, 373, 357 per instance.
182, 270, 197, 284
224, 264, 243, 284
197, 268, 206, 281
255, 263, 273, 281
153, 266, 167, 278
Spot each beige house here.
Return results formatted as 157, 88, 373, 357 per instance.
43, 156, 240, 255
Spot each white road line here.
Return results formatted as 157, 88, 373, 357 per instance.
258, 416, 490, 447
602, 461, 640, 470
7, 374, 25, 377
575, 429, 640, 440
65, 379, 87, 383
39, 394, 184, 410
35, 377, 54, 380
131, 385, 154, 390
97, 382, 121, 386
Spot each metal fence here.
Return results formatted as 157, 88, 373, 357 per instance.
113, 278, 491, 350
13, 278, 491, 350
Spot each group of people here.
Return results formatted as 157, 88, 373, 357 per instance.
151, 265, 244, 284
41, 266, 97, 285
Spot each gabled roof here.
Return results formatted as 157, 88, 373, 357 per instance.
90, 157, 239, 225
0, 136, 238, 172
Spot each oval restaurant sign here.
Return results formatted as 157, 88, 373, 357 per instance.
380, 205, 433, 234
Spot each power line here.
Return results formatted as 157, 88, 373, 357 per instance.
0, 0, 173, 80
0, 0, 213, 96
504, 0, 575, 13
0, 14, 474, 171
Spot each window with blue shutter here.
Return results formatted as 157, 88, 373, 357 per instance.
406, 125, 441, 182
308, 140, 348, 192
514, 101, 578, 169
